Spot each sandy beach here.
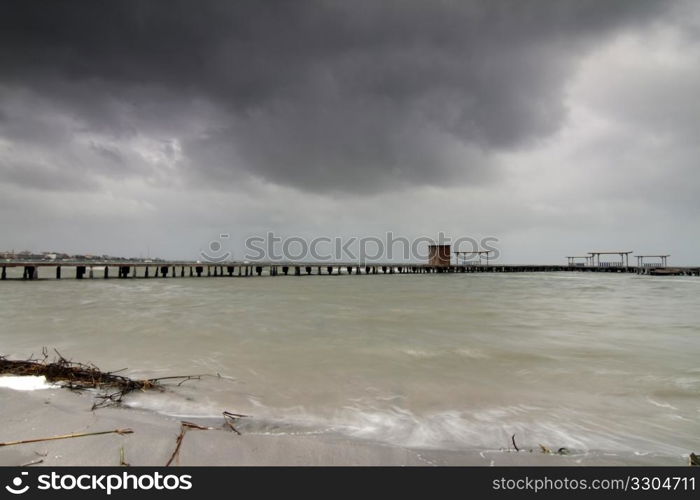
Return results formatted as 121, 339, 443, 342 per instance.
0, 385, 686, 467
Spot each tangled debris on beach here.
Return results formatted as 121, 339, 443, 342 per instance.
0, 348, 199, 409
0, 348, 252, 466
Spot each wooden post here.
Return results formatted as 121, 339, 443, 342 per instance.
1, 266, 6, 280
56, 266, 61, 279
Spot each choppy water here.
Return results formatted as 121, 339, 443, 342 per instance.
1, 272, 699, 460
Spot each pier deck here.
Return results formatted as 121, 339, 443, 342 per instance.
1, 261, 699, 280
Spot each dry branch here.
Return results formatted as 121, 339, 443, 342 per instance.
20, 459, 44, 467
0, 349, 200, 409
222, 411, 248, 435
0, 428, 133, 447
165, 421, 213, 467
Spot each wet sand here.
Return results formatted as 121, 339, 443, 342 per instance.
0, 387, 683, 466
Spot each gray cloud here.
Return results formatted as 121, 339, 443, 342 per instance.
0, 0, 669, 193
1, 1, 698, 265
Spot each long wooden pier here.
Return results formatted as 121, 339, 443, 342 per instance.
1, 261, 699, 280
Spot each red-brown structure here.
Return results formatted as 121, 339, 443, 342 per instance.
428, 244, 451, 267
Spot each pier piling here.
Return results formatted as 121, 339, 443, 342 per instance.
1, 258, 698, 281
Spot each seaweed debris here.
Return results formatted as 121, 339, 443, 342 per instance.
0, 348, 199, 409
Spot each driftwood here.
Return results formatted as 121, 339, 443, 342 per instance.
222, 411, 248, 435
120, 446, 130, 467
0, 428, 133, 447
166, 421, 214, 466
539, 444, 570, 455
20, 459, 44, 467
0, 348, 200, 409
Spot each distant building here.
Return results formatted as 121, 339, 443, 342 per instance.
428, 244, 451, 267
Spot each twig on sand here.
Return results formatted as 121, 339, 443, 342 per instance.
20, 459, 44, 467
511, 434, 519, 452
539, 444, 570, 455
165, 422, 214, 467
0, 428, 133, 448
222, 411, 248, 435
120, 446, 130, 467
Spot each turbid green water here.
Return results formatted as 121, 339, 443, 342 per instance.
1, 272, 698, 461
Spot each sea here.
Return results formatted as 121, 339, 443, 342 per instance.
1, 271, 699, 462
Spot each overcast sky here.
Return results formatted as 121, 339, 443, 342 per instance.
1, 0, 698, 264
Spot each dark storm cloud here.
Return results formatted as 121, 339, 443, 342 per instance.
0, 0, 668, 192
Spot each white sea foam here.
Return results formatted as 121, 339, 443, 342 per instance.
646, 397, 678, 410
0, 375, 57, 391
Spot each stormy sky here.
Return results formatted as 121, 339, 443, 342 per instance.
1, 0, 699, 264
